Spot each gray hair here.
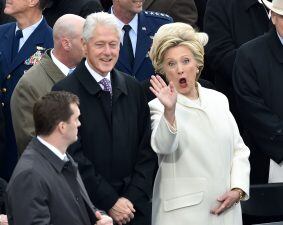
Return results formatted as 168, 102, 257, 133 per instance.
82, 12, 121, 42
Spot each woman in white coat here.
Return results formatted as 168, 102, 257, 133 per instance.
149, 23, 250, 225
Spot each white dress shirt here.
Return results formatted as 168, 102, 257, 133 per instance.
111, 7, 138, 56
85, 60, 111, 89
37, 136, 68, 161
51, 49, 72, 76
15, 16, 43, 51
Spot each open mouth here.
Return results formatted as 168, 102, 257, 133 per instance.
179, 78, 187, 87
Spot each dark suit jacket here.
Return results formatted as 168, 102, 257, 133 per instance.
194, 0, 206, 31
233, 27, 283, 184
0, 18, 53, 180
0, 104, 5, 172
115, 10, 172, 82
44, 0, 103, 27
53, 60, 157, 224
204, 0, 269, 106
6, 137, 99, 225
143, 0, 198, 27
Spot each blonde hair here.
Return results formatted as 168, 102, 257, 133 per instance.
149, 22, 208, 80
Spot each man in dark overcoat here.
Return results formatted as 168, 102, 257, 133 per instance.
204, 0, 270, 121
53, 12, 157, 225
233, 0, 283, 185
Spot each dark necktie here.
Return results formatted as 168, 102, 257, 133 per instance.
122, 25, 134, 68
12, 29, 23, 60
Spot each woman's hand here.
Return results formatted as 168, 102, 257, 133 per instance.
210, 189, 243, 215
150, 75, 177, 110
150, 75, 177, 125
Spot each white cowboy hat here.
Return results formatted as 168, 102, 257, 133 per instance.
262, 0, 283, 16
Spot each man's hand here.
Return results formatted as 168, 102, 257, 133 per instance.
95, 211, 113, 225
108, 197, 135, 225
210, 189, 242, 215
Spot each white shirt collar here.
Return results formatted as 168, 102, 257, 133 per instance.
85, 60, 111, 87
16, 16, 43, 50
50, 49, 72, 76
37, 136, 67, 161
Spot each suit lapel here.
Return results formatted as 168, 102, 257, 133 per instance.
0, 23, 16, 75
40, 50, 66, 83
76, 61, 112, 127
268, 28, 283, 64
9, 18, 49, 74
133, 13, 153, 75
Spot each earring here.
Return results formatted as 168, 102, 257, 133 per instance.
197, 69, 200, 74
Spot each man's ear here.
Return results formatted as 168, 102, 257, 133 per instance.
82, 38, 88, 56
29, 0, 40, 8
62, 37, 71, 51
57, 121, 66, 134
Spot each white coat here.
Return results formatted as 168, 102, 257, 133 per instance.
149, 85, 250, 225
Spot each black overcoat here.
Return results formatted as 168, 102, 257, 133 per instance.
233, 27, 283, 184
53, 60, 157, 224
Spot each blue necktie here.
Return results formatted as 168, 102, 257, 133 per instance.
12, 29, 23, 60
123, 25, 134, 69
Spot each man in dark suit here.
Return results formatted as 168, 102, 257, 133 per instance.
233, 0, 283, 185
204, 0, 270, 123
6, 91, 113, 225
143, 0, 198, 27
111, 0, 172, 82
43, 0, 103, 27
0, 0, 53, 181
53, 12, 157, 225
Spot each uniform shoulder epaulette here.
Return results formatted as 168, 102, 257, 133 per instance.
143, 10, 172, 20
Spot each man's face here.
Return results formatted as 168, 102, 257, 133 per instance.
83, 25, 120, 76
271, 11, 283, 38
114, 0, 144, 15
64, 103, 81, 145
4, 0, 31, 17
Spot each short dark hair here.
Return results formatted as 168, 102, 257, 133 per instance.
33, 91, 80, 136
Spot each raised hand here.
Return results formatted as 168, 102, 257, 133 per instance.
150, 75, 177, 110
150, 75, 177, 126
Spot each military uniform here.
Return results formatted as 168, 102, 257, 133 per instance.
0, 18, 53, 180
115, 10, 173, 82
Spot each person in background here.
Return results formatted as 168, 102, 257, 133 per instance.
148, 22, 250, 225
0, 0, 53, 180
6, 91, 113, 225
203, 0, 270, 124
111, 0, 172, 101
43, 0, 103, 27
11, 14, 85, 155
143, 0, 198, 27
0, 104, 8, 225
